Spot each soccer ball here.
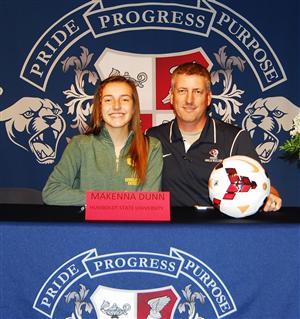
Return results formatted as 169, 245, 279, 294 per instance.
208, 155, 270, 218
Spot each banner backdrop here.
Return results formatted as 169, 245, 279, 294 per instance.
0, 0, 299, 205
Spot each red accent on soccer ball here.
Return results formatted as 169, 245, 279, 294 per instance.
213, 198, 221, 209
224, 168, 258, 199
223, 193, 236, 200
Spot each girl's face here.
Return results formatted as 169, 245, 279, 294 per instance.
101, 81, 134, 132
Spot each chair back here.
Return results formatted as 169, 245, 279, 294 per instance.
0, 188, 43, 204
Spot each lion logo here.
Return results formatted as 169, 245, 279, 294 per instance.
242, 96, 299, 163
0, 97, 66, 164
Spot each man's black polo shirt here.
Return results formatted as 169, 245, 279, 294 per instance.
147, 117, 260, 207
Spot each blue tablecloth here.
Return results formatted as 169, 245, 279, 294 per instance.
1, 221, 299, 319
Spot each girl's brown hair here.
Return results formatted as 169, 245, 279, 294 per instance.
85, 75, 149, 184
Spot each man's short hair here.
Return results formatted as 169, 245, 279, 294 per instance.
171, 62, 211, 91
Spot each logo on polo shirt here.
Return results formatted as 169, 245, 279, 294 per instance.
125, 157, 139, 185
125, 177, 139, 185
33, 248, 237, 318
209, 148, 219, 158
205, 148, 221, 163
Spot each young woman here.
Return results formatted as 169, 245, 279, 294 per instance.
42, 76, 163, 205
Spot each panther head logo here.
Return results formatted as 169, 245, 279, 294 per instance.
242, 96, 299, 163
0, 97, 66, 164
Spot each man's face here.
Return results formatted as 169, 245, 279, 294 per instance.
171, 74, 212, 130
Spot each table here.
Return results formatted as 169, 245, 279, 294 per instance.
0, 205, 299, 319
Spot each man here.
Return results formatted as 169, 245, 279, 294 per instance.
147, 62, 282, 211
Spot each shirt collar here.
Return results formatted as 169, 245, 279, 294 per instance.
169, 117, 216, 144
99, 127, 134, 147
169, 119, 182, 143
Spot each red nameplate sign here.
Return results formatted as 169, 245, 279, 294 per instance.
85, 191, 170, 221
